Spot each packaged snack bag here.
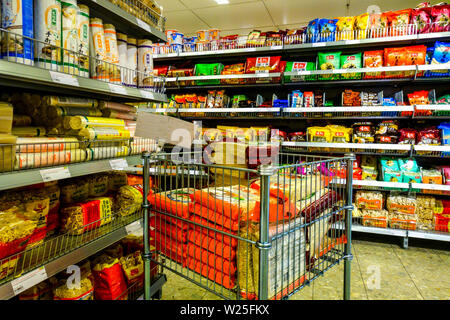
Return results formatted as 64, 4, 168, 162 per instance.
411, 8, 432, 33
53, 278, 94, 300
431, 5, 450, 32
405, 45, 427, 76
352, 122, 375, 143
336, 16, 355, 40
318, 52, 341, 80
369, 13, 389, 37
399, 128, 418, 144
363, 50, 384, 79
319, 19, 338, 42
306, 19, 320, 43
384, 47, 408, 78
355, 13, 370, 39
92, 254, 128, 300
388, 9, 412, 36
283, 62, 316, 82
430, 41, 450, 76
340, 53, 362, 79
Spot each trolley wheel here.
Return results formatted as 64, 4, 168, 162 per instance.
152, 289, 162, 300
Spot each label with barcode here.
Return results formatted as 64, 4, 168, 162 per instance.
271, 45, 283, 50
108, 83, 127, 95
140, 90, 154, 99
136, 18, 151, 32
49, 71, 79, 87
126, 221, 142, 235
40, 166, 71, 182
110, 158, 128, 170
11, 267, 48, 295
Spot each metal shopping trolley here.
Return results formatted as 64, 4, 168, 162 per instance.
140, 150, 355, 300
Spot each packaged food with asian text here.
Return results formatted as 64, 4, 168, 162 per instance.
386, 194, 417, 215
352, 122, 375, 143
362, 209, 388, 228
388, 212, 417, 230
355, 190, 384, 211
421, 168, 443, 194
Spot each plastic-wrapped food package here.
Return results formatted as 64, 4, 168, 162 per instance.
336, 16, 355, 40
363, 50, 384, 79
355, 13, 369, 39
318, 52, 341, 80
411, 8, 432, 33
306, 19, 320, 43
399, 128, 418, 144
380, 158, 402, 183
60, 178, 90, 204
340, 53, 362, 80
352, 122, 375, 143
53, 278, 94, 300
387, 194, 417, 215
387, 9, 412, 36
369, 13, 389, 37
421, 168, 443, 194
431, 5, 450, 32
416, 195, 435, 230
362, 209, 388, 228
355, 190, 384, 210
115, 184, 143, 216
319, 19, 338, 42
388, 212, 417, 230
89, 173, 109, 197
361, 156, 378, 180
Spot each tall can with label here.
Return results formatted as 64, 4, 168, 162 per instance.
34, 0, 61, 70
1, 0, 34, 64
117, 32, 127, 85
89, 17, 108, 81
103, 24, 120, 84
77, 4, 89, 77
61, 0, 79, 75
126, 37, 137, 87
137, 39, 153, 89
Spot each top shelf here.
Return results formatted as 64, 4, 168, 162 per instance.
153, 31, 450, 61
79, 0, 166, 42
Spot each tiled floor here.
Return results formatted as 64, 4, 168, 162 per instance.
160, 237, 450, 300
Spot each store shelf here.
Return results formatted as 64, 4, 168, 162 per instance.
282, 142, 412, 156
78, 0, 166, 42
0, 155, 143, 192
0, 215, 143, 300
153, 31, 450, 61
0, 60, 167, 102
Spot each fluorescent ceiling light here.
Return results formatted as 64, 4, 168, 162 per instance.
215, 0, 230, 4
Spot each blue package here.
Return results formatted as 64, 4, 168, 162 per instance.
319, 19, 338, 42
430, 41, 450, 77
307, 19, 320, 43
382, 97, 397, 117
424, 47, 435, 78
1, 0, 34, 63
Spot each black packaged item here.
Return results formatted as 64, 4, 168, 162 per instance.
375, 135, 398, 144
376, 120, 399, 135
352, 122, 375, 143
314, 90, 324, 107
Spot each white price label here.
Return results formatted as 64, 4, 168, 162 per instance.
167, 53, 178, 57
271, 45, 283, 50
312, 42, 326, 47
108, 83, 127, 95
298, 71, 311, 75
256, 73, 270, 77
11, 267, 47, 295
136, 18, 151, 32
49, 71, 79, 87
126, 221, 142, 235
140, 90, 154, 99
216, 50, 225, 54
40, 166, 71, 182
110, 158, 128, 170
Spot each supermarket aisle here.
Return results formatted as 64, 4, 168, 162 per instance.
161, 239, 450, 300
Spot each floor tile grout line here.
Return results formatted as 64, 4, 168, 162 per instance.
392, 247, 425, 300
352, 241, 370, 300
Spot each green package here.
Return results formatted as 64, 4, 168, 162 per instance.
436, 94, 450, 116
283, 61, 316, 82
194, 63, 224, 85
340, 52, 362, 80
318, 52, 341, 81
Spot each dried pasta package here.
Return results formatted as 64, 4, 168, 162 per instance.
388, 212, 417, 230
355, 191, 384, 210
60, 197, 113, 235
60, 179, 90, 204
108, 171, 128, 191
386, 194, 417, 215
387, 9, 412, 36
92, 254, 128, 300
122, 235, 144, 255
115, 184, 144, 216
318, 52, 341, 80
119, 251, 144, 285
19, 282, 52, 300
363, 50, 384, 79
22, 195, 51, 248
355, 13, 370, 39
104, 243, 124, 259
53, 278, 94, 300
416, 195, 435, 230
89, 174, 109, 197
362, 209, 388, 228
150, 188, 195, 219
336, 16, 355, 40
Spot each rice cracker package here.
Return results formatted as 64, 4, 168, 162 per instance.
318, 52, 341, 80
340, 53, 362, 79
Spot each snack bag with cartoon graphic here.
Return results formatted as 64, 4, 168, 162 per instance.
306, 19, 320, 43
340, 53, 362, 79
388, 9, 412, 36
318, 52, 341, 80
384, 47, 407, 78
411, 8, 432, 33
363, 50, 384, 79
336, 16, 355, 40
369, 13, 389, 37
355, 13, 369, 39
319, 19, 338, 42
431, 5, 450, 32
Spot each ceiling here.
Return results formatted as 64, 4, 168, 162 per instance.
157, 0, 425, 37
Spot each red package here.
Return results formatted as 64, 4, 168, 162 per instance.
398, 128, 418, 144
187, 243, 236, 274
388, 9, 412, 36
154, 239, 187, 266
191, 204, 239, 232
152, 211, 190, 230
153, 66, 170, 76
245, 56, 282, 83
150, 188, 195, 219
189, 223, 238, 247
412, 8, 433, 33
431, 5, 450, 32
188, 231, 237, 260
187, 258, 236, 289
92, 259, 128, 300
417, 127, 441, 145
435, 214, 450, 232
150, 217, 187, 243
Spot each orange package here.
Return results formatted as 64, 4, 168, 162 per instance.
152, 211, 190, 230
189, 222, 238, 247
188, 231, 236, 260
150, 188, 195, 219
190, 185, 297, 223
187, 258, 236, 289
150, 217, 187, 243
369, 13, 389, 38
384, 47, 407, 78
191, 204, 239, 232
405, 45, 426, 77
363, 50, 384, 79
387, 9, 412, 36
187, 243, 237, 274
127, 174, 144, 186
154, 238, 187, 266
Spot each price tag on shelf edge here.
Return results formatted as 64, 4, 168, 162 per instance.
312, 42, 326, 47
40, 166, 71, 182
11, 267, 48, 296
136, 18, 151, 32
49, 71, 79, 87
140, 90, 154, 99
110, 158, 128, 170
126, 221, 142, 235
108, 83, 128, 95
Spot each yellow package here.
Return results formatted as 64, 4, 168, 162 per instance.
60, 179, 90, 204
327, 125, 351, 143
115, 185, 143, 217
105, 243, 124, 259
355, 13, 369, 39
217, 126, 239, 140
336, 16, 355, 40
119, 251, 144, 285
308, 126, 331, 152
250, 127, 269, 142
89, 173, 109, 197
108, 171, 128, 192
54, 278, 94, 300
